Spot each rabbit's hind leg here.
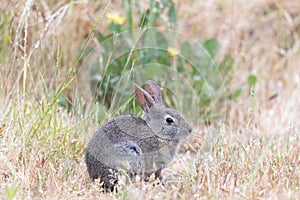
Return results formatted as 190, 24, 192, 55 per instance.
86, 150, 118, 191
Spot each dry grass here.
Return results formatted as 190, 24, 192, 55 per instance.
0, 0, 299, 199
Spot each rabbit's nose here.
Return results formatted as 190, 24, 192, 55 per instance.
187, 125, 192, 133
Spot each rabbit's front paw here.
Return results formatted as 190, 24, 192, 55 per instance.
154, 169, 165, 186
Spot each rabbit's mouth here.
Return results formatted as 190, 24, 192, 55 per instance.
153, 127, 185, 141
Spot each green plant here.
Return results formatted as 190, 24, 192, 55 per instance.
5, 185, 19, 200
81, 0, 238, 123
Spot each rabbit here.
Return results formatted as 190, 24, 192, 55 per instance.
85, 80, 192, 191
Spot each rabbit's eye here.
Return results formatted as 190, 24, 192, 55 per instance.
166, 117, 174, 124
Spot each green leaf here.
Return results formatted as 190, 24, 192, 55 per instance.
168, 5, 177, 23
203, 38, 220, 58
248, 75, 257, 86
139, 9, 150, 28
57, 95, 68, 108
220, 54, 234, 73
155, 31, 169, 50
48, 91, 69, 110
231, 88, 243, 100
109, 22, 123, 33
6, 185, 19, 200
157, 49, 169, 65
180, 41, 193, 61
139, 49, 155, 64
162, 0, 170, 7
97, 32, 112, 43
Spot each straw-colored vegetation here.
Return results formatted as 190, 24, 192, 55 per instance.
0, 0, 299, 199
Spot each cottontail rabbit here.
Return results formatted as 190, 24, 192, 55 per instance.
86, 80, 192, 191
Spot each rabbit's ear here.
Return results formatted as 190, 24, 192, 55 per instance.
134, 83, 155, 112
145, 80, 163, 105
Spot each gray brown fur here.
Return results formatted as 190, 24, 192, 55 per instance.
85, 80, 192, 191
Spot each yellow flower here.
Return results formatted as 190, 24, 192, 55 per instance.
167, 47, 180, 57
106, 13, 126, 25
